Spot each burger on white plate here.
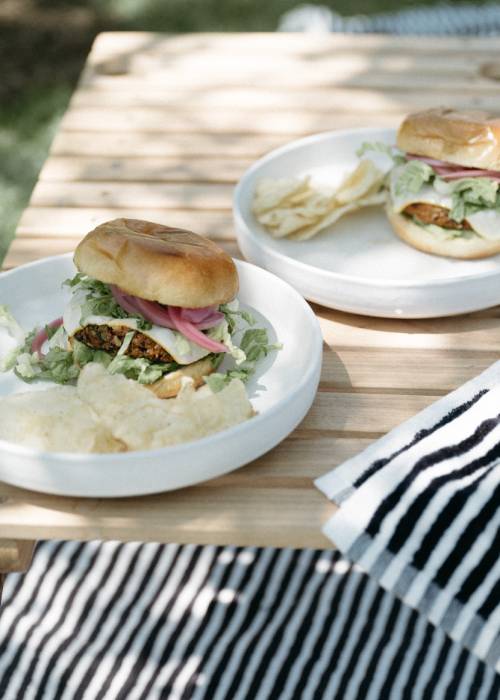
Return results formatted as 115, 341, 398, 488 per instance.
364, 108, 500, 259
8, 218, 276, 396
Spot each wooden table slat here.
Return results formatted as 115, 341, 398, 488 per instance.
39, 156, 254, 184
87, 31, 500, 57
51, 130, 287, 158
31, 181, 234, 210
82, 73, 500, 93
70, 86, 500, 113
60, 107, 404, 135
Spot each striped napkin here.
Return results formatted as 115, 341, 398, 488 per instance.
1, 541, 497, 699
316, 361, 500, 672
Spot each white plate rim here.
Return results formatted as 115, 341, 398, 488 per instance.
233, 127, 500, 289
0, 253, 323, 465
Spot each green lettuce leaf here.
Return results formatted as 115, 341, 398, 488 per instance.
393, 160, 434, 197
75, 333, 180, 384
204, 328, 281, 392
0, 305, 25, 371
220, 301, 256, 335
64, 273, 152, 330
449, 178, 499, 222
14, 345, 80, 384
208, 319, 246, 364
0, 305, 24, 343
356, 142, 405, 165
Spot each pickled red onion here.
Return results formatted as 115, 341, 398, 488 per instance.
405, 153, 500, 180
180, 306, 218, 323
435, 169, 500, 181
131, 297, 177, 329
31, 317, 63, 358
110, 287, 227, 350
194, 312, 225, 329
168, 307, 227, 353
110, 285, 144, 317
111, 287, 224, 331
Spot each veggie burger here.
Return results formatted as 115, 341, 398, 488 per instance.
13, 218, 275, 396
385, 108, 500, 259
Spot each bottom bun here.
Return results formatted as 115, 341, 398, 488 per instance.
386, 206, 500, 260
147, 356, 215, 399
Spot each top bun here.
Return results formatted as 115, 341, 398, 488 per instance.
397, 108, 500, 170
74, 218, 238, 308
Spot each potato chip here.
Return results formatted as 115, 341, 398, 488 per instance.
0, 385, 122, 453
77, 363, 254, 451
289, 192, 386, 241
76, 363, 174, 451
257, 209, 320, 238
0, 362, 255, 454
335, 159, 386, 205
151, 378, 254, 448
252, 158, 387, 242
252, 177, 310, 214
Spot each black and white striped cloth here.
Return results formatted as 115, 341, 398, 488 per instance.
317, 360, 500, 675
1, 539, 499, 699
279, 3, 500, 36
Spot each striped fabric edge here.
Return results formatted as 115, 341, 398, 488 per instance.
315, 361, 500, 673
315, 360, 500, 503
1, 540, 498, 700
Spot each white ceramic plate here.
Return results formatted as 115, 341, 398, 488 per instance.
0, 254, 322, 497
234, 127, 500, 318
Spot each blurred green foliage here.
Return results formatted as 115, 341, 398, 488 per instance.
0, 0, 487, 263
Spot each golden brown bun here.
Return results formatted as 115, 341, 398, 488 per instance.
147, 356, 215, 399
397, 108, 500, 170
74, 218, 238, 308
386, 206, 500, 259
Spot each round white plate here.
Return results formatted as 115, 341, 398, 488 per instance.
0, 254, 322, 497
234, 127, 500, 318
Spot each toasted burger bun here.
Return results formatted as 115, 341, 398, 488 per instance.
74, 218, 238, 308
147, 356, 215, 399
386, 206, 500, 260
397, 108, 500, 171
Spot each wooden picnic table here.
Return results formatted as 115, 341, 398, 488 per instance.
2, 31, 500, 577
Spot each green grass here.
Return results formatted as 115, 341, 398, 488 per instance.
0, 0, 489, 264
0, 85, 72, 262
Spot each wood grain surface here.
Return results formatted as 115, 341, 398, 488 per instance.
2, 32, 500, 551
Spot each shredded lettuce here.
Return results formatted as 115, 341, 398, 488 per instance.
393, 160, 434, 197
0, 305, 24, 343
3, 293, 280, 393
0, 305, 25, 371
107, 355, 179, 384
74, 334, 181, 384
356, 142, 405, 163
1, 346, 24, 372
208, 320, 246, 364
448, 178, 499, 223
6, 322, 81, 384
15, 347, 80, 384
204, 327, 281, 392
205, 302, 282, 391
392, 160, 500, 224
64, 273, 152, 330
219, 301, 256, 334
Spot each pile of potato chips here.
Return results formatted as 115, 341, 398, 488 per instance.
0, 363, 254, 453
252, 159, 387, 241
